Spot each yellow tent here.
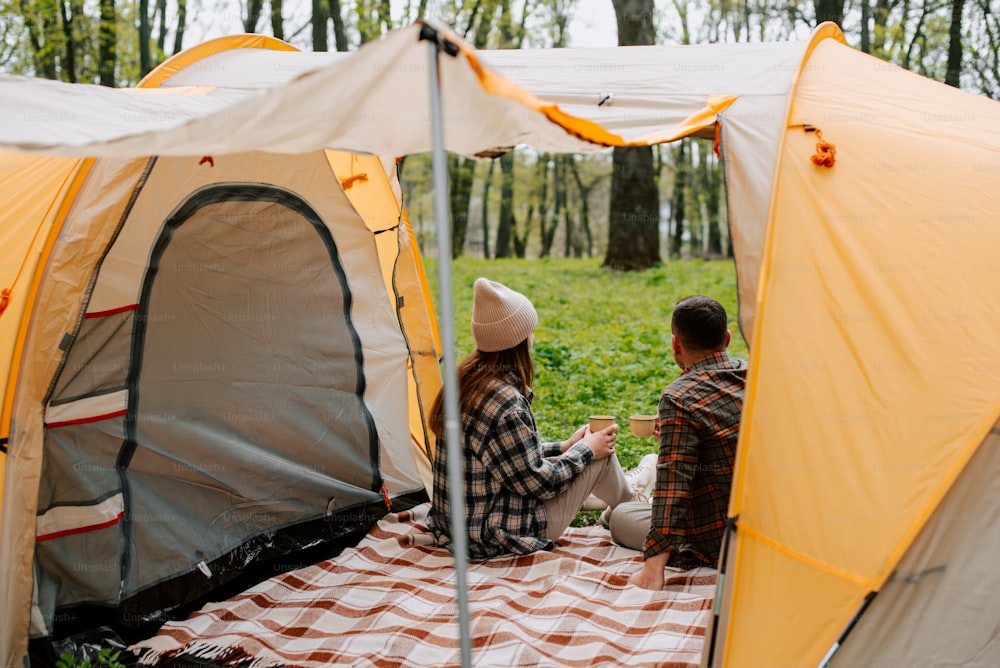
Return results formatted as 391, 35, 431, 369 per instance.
2, 20, 999, 667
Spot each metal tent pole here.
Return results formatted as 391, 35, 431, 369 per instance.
421, 22, 473, 668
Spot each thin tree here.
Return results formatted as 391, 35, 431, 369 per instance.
945, 0, 966, 87
173, 0, 186, 55
330, 0, 348, 50
860, 0, 871, 53
311, 0, 327, 50
246, 0, 265, 32
494, 152, 516, 257
139, 0, 151, 75
669, 139, 687, 259
525, 154, 552, 258
701, 146, 723, 257
155, 0, 166, 53
21, 0, 59, 80
271, 0, 284, 40
813, 0, 845, 26
98, 0, 115, 85
480, 159, 496, 259
566, 156, 597, 258
59, 0, 82, 82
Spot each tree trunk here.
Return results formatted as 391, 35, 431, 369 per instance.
448, 155, 476, 258
22, 0, 57, 80
98, 0, 116, 85
271, 0, 284, 40
606, 0, 658, 271
311, 0, 327, 50
245, 0, 265, 32
541, 155, 560, 258
59, 0, 79, 82
606, 145, 660, 270
330, 0, 348, 50
560, 158, 574, 257
495, 152, 515, 258
530, 154, 551, 258
139, 0, 151, 75
903, 3, 932, 72
567, 156, 593, 257
669, 140, 687, 259
172, 0, 186, 55
813, 0, 845, 26
480, 159, 496, 259
946, 0, 965, 86
155, 0, 167, 53
872, 0, 890, 55
703, 153, 722, 256
378, 0, 392, 34
860, 0, 871, 53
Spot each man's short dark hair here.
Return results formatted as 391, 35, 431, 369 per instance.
671, 296, 728, 352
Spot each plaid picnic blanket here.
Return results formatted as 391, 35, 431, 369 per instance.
130, 503, 716, 668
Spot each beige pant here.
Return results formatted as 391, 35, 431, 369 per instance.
604, 501, 652, 551
542, 455, 632, 541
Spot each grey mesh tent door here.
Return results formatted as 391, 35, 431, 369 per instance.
37, 178, 389, 626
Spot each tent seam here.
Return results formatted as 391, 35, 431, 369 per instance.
735, 521, 871, 587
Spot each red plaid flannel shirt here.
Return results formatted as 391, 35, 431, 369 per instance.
646, 351, 746, 566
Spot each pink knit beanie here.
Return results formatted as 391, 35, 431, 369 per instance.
471, 278, 538, 352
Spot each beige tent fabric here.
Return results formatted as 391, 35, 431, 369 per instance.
829, 418, 1000, 666
719, 38, 1000, 665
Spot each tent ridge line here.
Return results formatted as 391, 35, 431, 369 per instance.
735, 521, 871, 587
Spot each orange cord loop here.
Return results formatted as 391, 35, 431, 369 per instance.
340, 173, 369, 190
810, 129, 836, 168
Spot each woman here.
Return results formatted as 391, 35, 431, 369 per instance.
427, 278, 633, 558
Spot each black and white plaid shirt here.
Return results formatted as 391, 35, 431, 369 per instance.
428, 373, 593, 558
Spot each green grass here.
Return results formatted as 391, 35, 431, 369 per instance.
423, 257, 747, 523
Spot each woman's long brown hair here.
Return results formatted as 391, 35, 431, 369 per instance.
429, 340, 534, 440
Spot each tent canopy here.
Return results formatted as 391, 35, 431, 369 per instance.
0, 22, 804, 158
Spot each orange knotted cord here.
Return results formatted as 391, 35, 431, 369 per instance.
810, 129, 836, 168
340, 173, 369, 190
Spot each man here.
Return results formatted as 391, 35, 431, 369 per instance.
605, 295, 747, 590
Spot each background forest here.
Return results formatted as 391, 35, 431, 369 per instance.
2, 0, 997, 266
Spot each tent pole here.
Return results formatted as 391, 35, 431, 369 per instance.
422, 24, 473, 668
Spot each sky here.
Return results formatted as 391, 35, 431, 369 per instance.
188, 0, 622, 52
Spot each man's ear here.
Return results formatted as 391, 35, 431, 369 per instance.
724, 330, 732, 348
672, 333, 681, 356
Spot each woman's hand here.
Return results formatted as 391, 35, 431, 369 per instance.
561, 424, 589, 452
582, 424, 617, 459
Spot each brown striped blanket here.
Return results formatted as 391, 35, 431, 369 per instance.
130, 503, 716, 667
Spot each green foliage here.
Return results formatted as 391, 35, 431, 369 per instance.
425, 257, 748, 524
56, 647, 126, 668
